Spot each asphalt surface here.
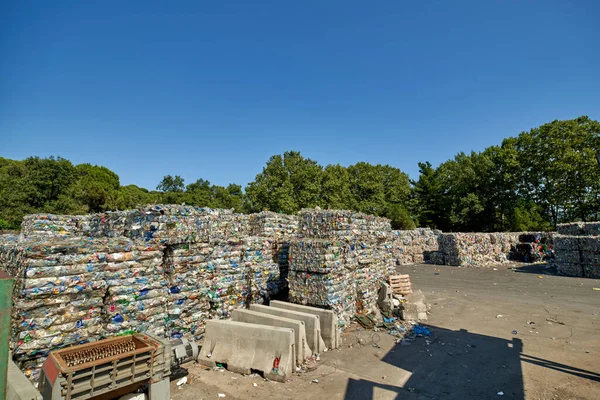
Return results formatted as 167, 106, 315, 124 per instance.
171, 263, 600, 400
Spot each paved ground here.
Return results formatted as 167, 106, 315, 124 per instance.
171, 264, 600, 400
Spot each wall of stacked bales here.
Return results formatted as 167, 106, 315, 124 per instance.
3, 206, 295, 385
431, 232, 554, 266
555, 222, 600, 278
387, 228, 442, 265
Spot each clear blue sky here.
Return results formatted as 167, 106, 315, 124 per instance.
2, 1, 599, 189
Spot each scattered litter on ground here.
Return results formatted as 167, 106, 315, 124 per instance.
497, 391, 504, 396
176, 377, 187, 387
512, 330, 518, 335
414, 325, 431, 336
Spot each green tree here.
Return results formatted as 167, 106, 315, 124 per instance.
186, 178, 213, 206
321, 164, 355, 210
157, 175, 185, 192
510, 116, 600, 224
245, 151, 323, 213
116, 185, 153, 209
68, 164, 120, 212
412, 161, 443, 229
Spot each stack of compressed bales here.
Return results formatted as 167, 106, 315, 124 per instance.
511, 233, 554, 262
207, 238, 252, 319
163, 242, 213, 340
298, 209, 391, 240
435, 233, 519, 266
21, 214, 89, 237
289, 239, 355, 323
241, 236, 280, 302
248, 212, 298, 299
81, 210, 140, 238
248, 211, 298, 238
22, 206, 250, 242
102, 241, 167, 337
388, 229, 442, 265
349, 239, 391, 311
125, 205, 247, 244
0, 237, 145, 384
290, 209, 393, 327
555, 222, 600, 278
433, 232, 556, 267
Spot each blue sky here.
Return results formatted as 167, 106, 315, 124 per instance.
2, 1, 599, 189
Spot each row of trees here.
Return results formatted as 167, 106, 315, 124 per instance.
412, 116, 600, 231
1, 116, 598, 231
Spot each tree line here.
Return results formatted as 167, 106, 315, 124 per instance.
1, 116, 598, 231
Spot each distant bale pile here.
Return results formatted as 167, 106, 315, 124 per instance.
388, 228, 441, 265
433, 232, 518, 266
430, 232, 554, 267
555, 222, 600, 278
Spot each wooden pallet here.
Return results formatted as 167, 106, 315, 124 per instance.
389, 274, 412, 295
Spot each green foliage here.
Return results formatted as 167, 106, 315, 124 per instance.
245, 151, 322, 213
69, 164, 120, 212
157, 175, 185, 192
1, 116, 597, 232
420, 116, 600, 232
411, 161, 443, 229
321, 164, 355, 210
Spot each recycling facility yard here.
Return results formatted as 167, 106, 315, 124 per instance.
2, 209, 600, 400
171, 263, 600, 400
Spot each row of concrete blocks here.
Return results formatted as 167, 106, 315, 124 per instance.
197, 301, 341, 382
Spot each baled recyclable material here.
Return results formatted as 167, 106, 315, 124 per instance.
298, 209, 391, 240
554, 230, 600, 278
248, 211, 298, 238
388, 229, 442, 265
0, 236, 165, 384
21, 214, 89, 237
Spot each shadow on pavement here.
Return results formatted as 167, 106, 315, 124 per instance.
344, 326, 524, 400
521, 354, 600, 383
344, 324, 600, 399
511, 263, 557, 275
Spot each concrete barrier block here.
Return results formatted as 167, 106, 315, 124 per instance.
249, 304, 326, 354
269, 300, 341, 349
198, 320, 295, 382
7, 359, 42, 400
232, 309, 312, 364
